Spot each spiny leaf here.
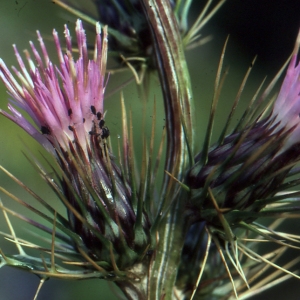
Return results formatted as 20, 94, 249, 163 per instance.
218, 56, 257, 145
200, 36, 229, 165
233, 77, 266, 133
0, 164, 68, 227
183, 0, 226, 47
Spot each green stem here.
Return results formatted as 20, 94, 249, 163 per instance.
140, 0, 194, 192
138, 0, 194, 299
148, 200, 188, 299
115, 0, 194, 298
115, 277, 148, 300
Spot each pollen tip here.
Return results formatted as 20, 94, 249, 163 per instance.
96, 22, 101, 35
64, 24, 70, 36
76, 19, 83, 31
294, 30, 300, 55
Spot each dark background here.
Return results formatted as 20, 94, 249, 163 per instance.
204, 0, 300, 72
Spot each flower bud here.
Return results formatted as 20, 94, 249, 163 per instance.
186, 31, 300, 228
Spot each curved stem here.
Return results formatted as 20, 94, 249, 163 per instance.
139, 1, 194, 299
141, 0, 194, 194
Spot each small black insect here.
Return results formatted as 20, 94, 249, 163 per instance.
68, 125, 74, 131
101, 127, 110, 139
96, 112, 102, 120
90, 105, 96, 115
99, 119, 105, 128
68, 108, 72, 116
89, 130, 102, 137
41, 125, 50, 135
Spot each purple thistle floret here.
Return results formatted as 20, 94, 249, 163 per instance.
0, 20, 150, 269
272, 31, 300, 151
0, 19, 107, 155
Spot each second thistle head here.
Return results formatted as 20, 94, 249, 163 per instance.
186, 31, 300, 228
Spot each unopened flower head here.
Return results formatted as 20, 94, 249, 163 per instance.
94, 0, 175, 55
186, 31, 300, 228
0, 19, 150, 269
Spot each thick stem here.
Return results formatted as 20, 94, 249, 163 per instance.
114, 260, 150, 300
116, 281, 147, 300
147, 200, 188, 300
140, 0, 194, 190
139, 1, 194, 299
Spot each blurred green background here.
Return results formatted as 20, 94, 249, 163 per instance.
0, 0, 300, 299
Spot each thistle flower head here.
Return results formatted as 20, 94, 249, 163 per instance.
0, 19, 107, 156
0, 20, 150, 275
186, 31, 300, 226
177, 32, 300, 299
